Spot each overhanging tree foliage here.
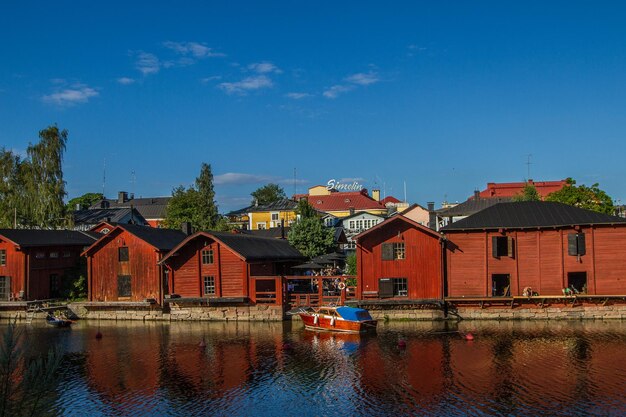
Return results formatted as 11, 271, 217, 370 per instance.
251, 183, 286, 205
546, 178, 614, 214
67, 192, 104, 210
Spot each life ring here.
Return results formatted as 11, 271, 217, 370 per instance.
337, 282, 346, 291
313, 315, 319, 325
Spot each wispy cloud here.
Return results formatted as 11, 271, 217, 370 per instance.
215, 172, 308, 186
42, 83, 99, 106
248, 61, 282, 74
323, 84, 354, 99
345, 71, 379, 86
407, 44, 427, 57
117, 77, 135, 85
285, 92, 312, 100
215, 173, 274, 185
134, 51, 160, 75
200, 75, 222, 84
218, 75, 273, 95
163, 41, 225, 58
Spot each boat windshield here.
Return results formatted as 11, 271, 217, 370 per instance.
336, 307, 373, 321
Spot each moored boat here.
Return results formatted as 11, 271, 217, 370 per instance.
45, 313, 73, 328
298, 305, 377, 333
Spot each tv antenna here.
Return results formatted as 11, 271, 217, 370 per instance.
526, 154, 532, 180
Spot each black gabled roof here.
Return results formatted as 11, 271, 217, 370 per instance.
441, 201, 626, 231
209, 231, 305, 261
0, 229, 98, 247
436, 197, 513, 218
247, 199, 299, 212
117, 224, 187, 251
72, 207, 147, 225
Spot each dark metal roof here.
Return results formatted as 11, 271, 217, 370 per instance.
441, 201, 626, 231
240, 227, 290, 239
72, 208, 147, 225
117, 224, 188, 251
247, 199, 299, 213
208, 231, 305, 261
90, 197, 170, 220
437, 197, 513, 218
0, 229, 98, 247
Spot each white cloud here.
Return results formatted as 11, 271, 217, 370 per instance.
285, 92, 312, 100
248, 62, 282, 74
42, 84, 99, 106
163, 41, 225, 58
117, 77, 135, 85
322, 84, 354, 99
218, 75, 273, 95
345, 71, 379, 86
214, 173, 273, 185
200, 75, 222, 84
135, 52, 160, 75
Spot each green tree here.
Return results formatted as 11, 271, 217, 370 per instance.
0, 149, 23, 228
513, 183, 541, 202
345, 253, 357, 276
546, 178, 614, 214
295, 198, 317, 219
67, 192, 104, 210
251, 183, 286, 205
288, 216, 335, 258
194, 163, 219, 230
164, 163, 221, 231
22, 126, 68, 227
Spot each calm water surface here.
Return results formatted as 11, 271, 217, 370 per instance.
12, 319, 626, 416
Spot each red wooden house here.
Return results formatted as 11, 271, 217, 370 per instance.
355, 215, 444, 300
82, 224, 187, 304
442, 201, 626, 297
0, 229, 98, 301
159, 231, 305, 303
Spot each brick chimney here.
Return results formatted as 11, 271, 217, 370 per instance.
372, 189, 380, 202
427, 202, 436, 230
118, 191, 128, 204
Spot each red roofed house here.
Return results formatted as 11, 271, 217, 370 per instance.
355, 215, 444, 300
478, 179, 568, 200
296, 185, 388, 218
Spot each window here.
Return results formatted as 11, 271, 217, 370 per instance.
0, 277, 9, 301
349, 220, 355, 229
35, 252, 45, 259
49, 252, 59, 259
492, 236, 515, 258
118, 247, 129, 262
271, 212, 279, 221
117, 275, 132, 297
492, 274, 511, 296
382, 242, 405, 260
568, 233, 586, 256
203, 276, 216, 295
0, 250, 5, 266
393, 278, 408, 297
201, 249, 214, 265
63, 251, 71, 258
257, 222, 267, 230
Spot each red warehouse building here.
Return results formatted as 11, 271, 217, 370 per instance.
355, 215, 444, 300
0, 229, 97, 300
442, 202, 626, 297
83, 224, 187, 304
159, 231, 305, 303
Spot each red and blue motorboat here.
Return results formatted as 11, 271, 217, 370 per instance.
298, 305, 377, 333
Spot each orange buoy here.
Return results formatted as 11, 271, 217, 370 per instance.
464, 332, 474, 341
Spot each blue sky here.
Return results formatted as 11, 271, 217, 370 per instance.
2, 1, 626, 212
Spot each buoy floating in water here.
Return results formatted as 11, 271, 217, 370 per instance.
282, 342, 293, 350
397, 339, 407, 349
95, 331, 103, 340
463, 332, 474, 341
199, 338, 207, 348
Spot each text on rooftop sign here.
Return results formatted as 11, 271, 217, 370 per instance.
326, 179, 364, 191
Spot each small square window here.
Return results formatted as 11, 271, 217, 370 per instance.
49, 252, 59, 259
63, 251, 71, 258
0, 250, 5, 266
118, 247, 129, 262
35, 252, 45, 259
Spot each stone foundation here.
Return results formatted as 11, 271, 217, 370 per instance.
453, 304, 626, 320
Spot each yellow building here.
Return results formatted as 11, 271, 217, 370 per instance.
247, 199, 299, 230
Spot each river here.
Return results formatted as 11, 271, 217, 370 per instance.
8, 319, 626, 416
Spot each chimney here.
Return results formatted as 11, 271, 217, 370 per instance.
427, 202, 436, 230
280, 219, 285, 239
118, 191, 128, 204
130, 193, 135, 200
372, 189, 380, 202
100, 200, 110, 209
474, 190, 480, 200
181, 222, 193, 236
349, 207, 355, 215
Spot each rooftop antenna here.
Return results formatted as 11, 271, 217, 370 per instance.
526, 154, 532, 180
131, 170, 136, 196
102, 157, 106, 197
293, 167, 297, 198
404, 181, 407, 203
